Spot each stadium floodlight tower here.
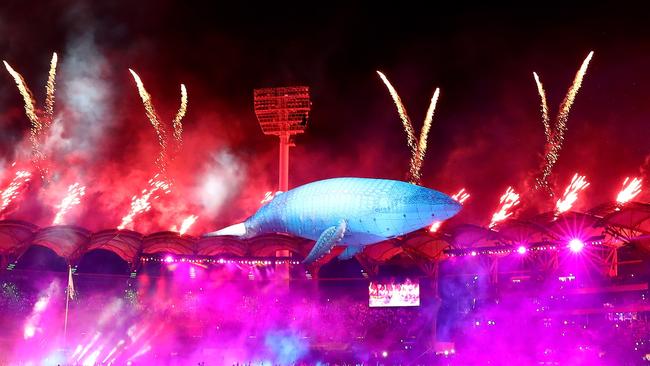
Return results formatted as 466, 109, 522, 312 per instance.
254, 86, 310, 192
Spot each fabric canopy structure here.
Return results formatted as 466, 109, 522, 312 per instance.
1, 201, 649, 271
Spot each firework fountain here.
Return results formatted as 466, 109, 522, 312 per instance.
52, 183, 86, 225
533, 51, 594, 195
0, 54, 58, 216
616, 177, 643, 204
489, 187, 521, 228
554, 173, 590, 215
2, 53, 58, 174
377, 71, 440, 185
0, 170, 32, 216
119, 70, 189, 231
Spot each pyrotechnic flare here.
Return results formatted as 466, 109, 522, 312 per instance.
555, 173, 590, 214
3, 53, 58, 179
174, 214, 198, 235
52, 183, 86, 225
616, 177, 642, 204
429, 221, 442, 233
118, 176, 171, 230
377, 71, 441, 184
489, 187, 521, 228
260, 191, 283, 205
129, 69, 189, 172
533, 51, 594, 194
0, 170, 32, 215
452, 188, 470, 205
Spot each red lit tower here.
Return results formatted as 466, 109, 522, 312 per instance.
254, 87, 310, 192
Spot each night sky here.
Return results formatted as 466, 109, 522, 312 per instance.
0, 2, 648, 231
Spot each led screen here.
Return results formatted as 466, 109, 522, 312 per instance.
369, 279, 420, 307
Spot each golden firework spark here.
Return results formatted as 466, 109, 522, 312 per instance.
3, 55, 58, 173
129, 69, 189, 171
172, 84, 188, 144
378, 71, 441, 184
129, 69, 168, 170
412, 88, 440, 183
3, 61, 40, 146
44, 52, 58, 130
534, 51, 594, 194
556, 51, 594, 143
376, 71, 417, 154
532, 72, 550, 142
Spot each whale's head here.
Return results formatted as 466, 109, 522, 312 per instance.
403, 186, 462, 223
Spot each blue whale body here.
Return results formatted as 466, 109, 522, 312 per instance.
208, 177, 461, 263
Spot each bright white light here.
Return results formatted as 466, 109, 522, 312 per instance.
34, 297, 49, 312
164, 255, 174, 263
517, 246, 527, 255
568, 239, 584, 253
470, 251, 477, 257
23, 324, 36, 339
381, 351, 388, 358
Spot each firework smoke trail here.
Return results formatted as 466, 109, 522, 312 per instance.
555, 173, 590, 215
534, 51, 594, 193
377, 71, 440, 184
52, 183, 86, 225
0, 171, 32, 215
172, 214, 198, 235
451, 188, 471, 205
118, 176, 171, 230
489, 187, 521, 228
616, 177, 643, 204
172, 84, 188, 144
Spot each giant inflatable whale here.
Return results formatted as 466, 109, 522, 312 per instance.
207, 177, 461, 263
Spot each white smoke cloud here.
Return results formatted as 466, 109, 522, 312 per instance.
195, 149, 246, 216
52, 31, 113, 161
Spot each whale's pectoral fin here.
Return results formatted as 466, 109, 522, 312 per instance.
338, 246, 364, 260
303, 219, 347, 264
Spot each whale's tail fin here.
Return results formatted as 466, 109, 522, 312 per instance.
204, 222, 247, 237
